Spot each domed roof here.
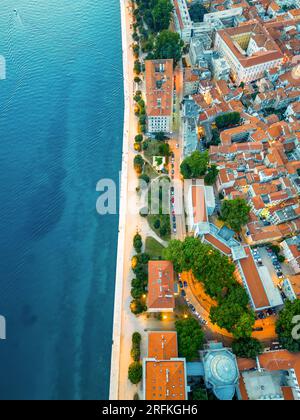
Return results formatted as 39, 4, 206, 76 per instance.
210, 354, 238, 385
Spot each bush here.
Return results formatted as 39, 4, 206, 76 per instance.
131, 332, 142, 362
131, 344, 141, 362
132, 332, 142, 345
128, 362, 143, 384
154, 219, 161, 229
135, 134, 144, 143
130, 299, 147, 315
133, 233, 143, 253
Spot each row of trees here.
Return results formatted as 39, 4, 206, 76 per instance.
133, 90, 147, 133
128, 332, 143, 384
164, 237, 256, 338
131, 234, 148, 315
180, 151, 219, 186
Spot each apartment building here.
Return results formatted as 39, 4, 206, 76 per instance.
238, 351, 300, 400
215, 21, 284, 83
145, 59, 174, 134
147, 261, 175, 313
143, 332, 188, 400
281, 236, 300, 274
173, 0, 193, 42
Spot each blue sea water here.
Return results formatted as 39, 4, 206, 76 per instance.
0, 0, 123, 399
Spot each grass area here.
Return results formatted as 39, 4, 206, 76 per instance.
145, 237, 166, 260
144, 139, 170, 163
144, 162, 158, 180
147, 214, 171, 241
147, 177, 171, 241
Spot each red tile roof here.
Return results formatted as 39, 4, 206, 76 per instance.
148, 261, 175, 311
145, 59, 174, 118
238, 246, 270, 309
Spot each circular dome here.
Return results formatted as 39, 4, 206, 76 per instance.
210, 354, 237, 385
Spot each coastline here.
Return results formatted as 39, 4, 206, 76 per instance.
109, 0, 129, 400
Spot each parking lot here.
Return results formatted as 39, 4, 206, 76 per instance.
251, 246, 288, 285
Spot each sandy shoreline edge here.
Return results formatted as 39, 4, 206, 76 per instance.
109, 0, 129, 400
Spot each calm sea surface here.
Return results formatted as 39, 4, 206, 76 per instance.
0, 0, 123, 399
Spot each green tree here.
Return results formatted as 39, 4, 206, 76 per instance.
189, 3, 207, 22
210, 302, 245, 333
232, 338, 263, 359
276, 300, 300, 352
135, 134, 144, 143
134, 154, 144, 174
153, 30, 184, 66
139, 173, 150, 186
134, 60, 142, 75
131, 332, 142, 362
204, 164, 219, 186
233, 311, 256, 340
133, 233, 143, 253
158, 142, 170, 157
220, 198, 250, 232
128, 362, 143, 384
132, 332, 142, 345
180, 151, 209, 179
163, 239, 185, 272
192, 387, 208, 400
152, 0, 173, 32
175, 317, 204, 361
130, 299, 147, 315
215, 112, 241, 130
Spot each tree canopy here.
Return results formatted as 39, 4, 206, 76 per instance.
153, 30, 184, 66
192, 387, 208, 400
188, 3, 207, 22
232, 338, 263, 359
164, 237, 254, 337
180, 151, 209, 179
152, 0, 174, 32
128, 362, 143, 384
215, 112, 241, 130
220, 198, 250, 232
175, 317, 204, 361
276, 300, 300, 352
204, 164, 219, 186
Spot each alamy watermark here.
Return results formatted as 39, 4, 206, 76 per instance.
0, 315, 6, 340
0, 55, 6, 80
292, 315, 300, 340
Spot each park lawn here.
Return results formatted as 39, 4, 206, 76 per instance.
145, 237, 166, 260
147, 214, 171, 242
144, 162, 158, 180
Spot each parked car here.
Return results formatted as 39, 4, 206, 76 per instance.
188, 304, 196, 312
183, 281, 188, 288
178, 281, 183, 288
180, 289, 186, 297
